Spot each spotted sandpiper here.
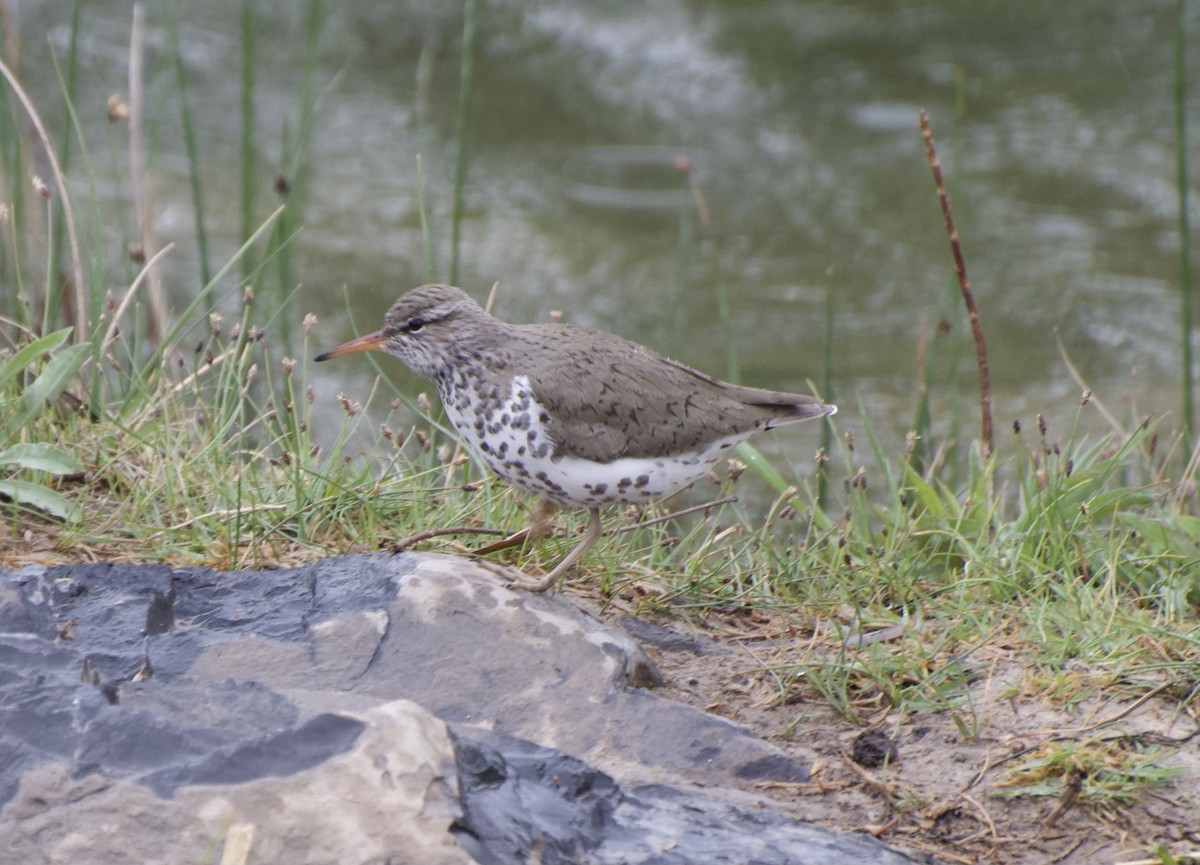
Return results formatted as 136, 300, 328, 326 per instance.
315, 284, 835, 591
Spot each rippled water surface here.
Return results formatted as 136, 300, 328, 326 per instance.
16, 2, 1198, 479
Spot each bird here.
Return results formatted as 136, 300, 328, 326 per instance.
315, 284, 835, 591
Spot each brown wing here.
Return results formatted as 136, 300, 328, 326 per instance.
505, 323, 829, 463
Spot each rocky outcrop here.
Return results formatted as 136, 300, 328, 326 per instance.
0, 553, 930, 864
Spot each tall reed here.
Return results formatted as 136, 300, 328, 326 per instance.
1175, 0, 1194, 453
449, 0, 478, 286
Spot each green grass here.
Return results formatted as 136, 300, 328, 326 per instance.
1, 2, 1198, 843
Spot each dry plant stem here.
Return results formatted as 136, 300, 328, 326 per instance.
1046, 681, 1174, 737
1055, 332, 1124, 434
0, 55, 85, 335
101, 242, 175, 354
839, 752, 904, 807
1041, 770, 1083, 828
156, 503, 289, 535
919, 109, 993, 461
843, 621, 908, 648
128, 3, 168, 340
615, 495, 738, 533
958, 793, 999, 842
391, 525, 510, 552
1, 3, 19, 72
126, 344, 239, 429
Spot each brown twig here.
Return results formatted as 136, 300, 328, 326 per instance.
1042, 769, 1083, 827
390, 525, 510, 552
919, 109, 993, 462
102, 242, 175, 355
1046, 681, 1175, 737
840, 751, 907, 808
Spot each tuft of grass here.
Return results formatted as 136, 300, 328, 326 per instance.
995, 737, 1184, 815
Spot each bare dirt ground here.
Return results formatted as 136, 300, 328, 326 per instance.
581, 596, 1200, 865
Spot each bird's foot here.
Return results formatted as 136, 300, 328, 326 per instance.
472, 498, 559, 556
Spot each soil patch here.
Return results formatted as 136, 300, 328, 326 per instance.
580, 592, 1200, 865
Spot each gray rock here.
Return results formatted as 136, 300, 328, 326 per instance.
0, 554, 932, 864
5, 700, 466, 865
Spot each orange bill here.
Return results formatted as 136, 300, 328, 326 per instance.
314, 330, 386, 362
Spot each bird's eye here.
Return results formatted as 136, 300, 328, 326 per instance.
406, 317, 427, 333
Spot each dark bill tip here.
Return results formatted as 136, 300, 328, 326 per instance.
314, 331, 386, 362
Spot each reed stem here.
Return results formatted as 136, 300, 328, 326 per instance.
449, 0, 477, 286
239, 0, 257, 275
1175, 0, 1194, 453
920, 109, 992, 463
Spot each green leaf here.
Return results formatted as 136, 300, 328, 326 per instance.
0, 478, 82, 522
1173, 514, 1200, 543
0, 328, 73, 392
4, 342, 90, 435
902, 463, 949, 518
22, 342, 90, 414
1121, 513, 1194, 557
0, 443, 84, 474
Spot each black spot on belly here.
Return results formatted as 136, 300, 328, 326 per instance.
534, 471, 565, 494
635, 475, 651, 488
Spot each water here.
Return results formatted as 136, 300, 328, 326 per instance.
13, 1, 1196, 492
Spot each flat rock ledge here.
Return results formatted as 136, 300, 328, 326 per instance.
0, 553, 932, 865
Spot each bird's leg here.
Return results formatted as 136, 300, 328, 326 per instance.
472, 498, 557, 556
506, 507, 603, 593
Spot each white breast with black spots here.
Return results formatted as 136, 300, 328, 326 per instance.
442, 375, 751, 507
